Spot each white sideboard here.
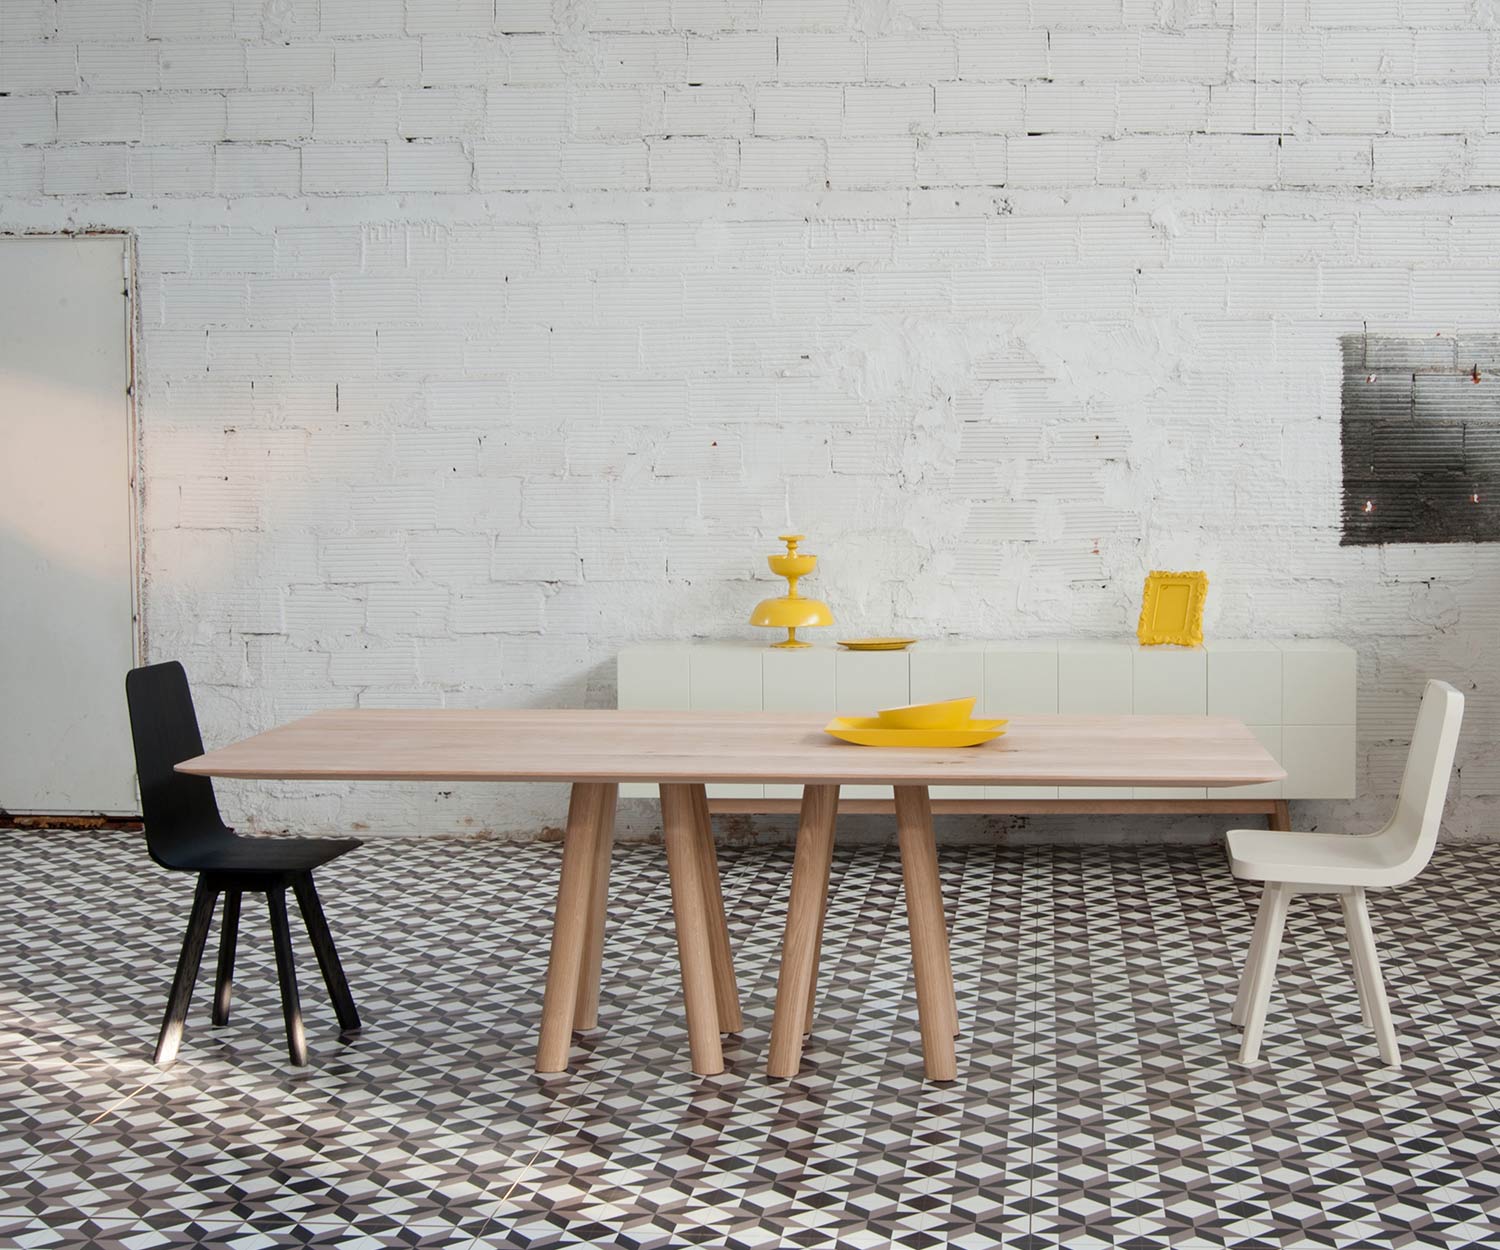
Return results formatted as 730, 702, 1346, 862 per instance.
615, 639, 1356, 808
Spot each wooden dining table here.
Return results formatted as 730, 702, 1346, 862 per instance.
179, 707, 1284, 1081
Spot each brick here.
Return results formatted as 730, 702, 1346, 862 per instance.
686, 34, 777, 82
754, 86, 843, 137
595, 34, 688, 83
955, 32, 1049, 79
421, 35, 502, 85
319, 536, 406, 583
866, 36, 956, 82
301, 143, 386, 193
649, 137, 738, 187
776, 34, 865, 82
160, 43, 245, 90
1322, 30, 1414, 79
406, 0, 494, 35
144, 94, 228, 143
0, 96, 57, 144
562, 141, 649, 189
313, 89, 400, 140
934, 82, 1023, 132
1006, 135, 1098, 187
761, 0, 854, 31
1301, 83, 1392, 134
451, 585, 546, 633
335, 38, 422, 86
1140, 30, 1229, 81
844, 85, 934, 136
1025, 84, 1116, 133
1392, 84, 1484, 135
1373, 135, 1465, 188
389, 140, 473, 191
475, 138, 560, 184
1, 42, 77, 92
226, 93, 314, 141
215, 143, 300, 195
417, 636, 501, 686
827, 137, 916, 187
79, 43, 160, 91
247, 43, 334, 90
660, 85, 749, 135
324, 0, 406, 37
1048, 32, 1141, 80
1118, 82, 1207, 132
58, 93, 143, 143
915, 135, 1005, 185
1412, 30, 1491, 81
399, 88, 482, 137
739, 137, 826, 187
1281, 136, 1372, 187
57, 0, 144, 39
328, 643, 420, 687
493, 534, 585, 582
149, 0, 234, 37
43, 146, 128, 194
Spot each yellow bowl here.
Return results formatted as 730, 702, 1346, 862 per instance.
876, 697, 976, 730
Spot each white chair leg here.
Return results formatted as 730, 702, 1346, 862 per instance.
1338, 892, 1374, 1029
1231, 887, 1276, 1027
1237, 882, 1291, 1065
1343, 888, 1402, 1069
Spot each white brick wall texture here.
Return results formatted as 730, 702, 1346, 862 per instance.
3, 0, 1500, 840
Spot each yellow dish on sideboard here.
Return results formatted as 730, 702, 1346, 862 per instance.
837, 637, 917, 651
877, 697, 976, 730
824, 717, 1007, 748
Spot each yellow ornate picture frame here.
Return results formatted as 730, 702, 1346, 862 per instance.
1137, 570, 1208, 647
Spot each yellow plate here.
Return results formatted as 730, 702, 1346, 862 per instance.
837, 637, 917, 651
824, 717, 1007, 748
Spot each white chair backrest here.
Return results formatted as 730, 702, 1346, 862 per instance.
1385, 679, 1464, 880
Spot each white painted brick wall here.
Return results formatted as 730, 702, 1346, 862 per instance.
4, 0, 1500, 839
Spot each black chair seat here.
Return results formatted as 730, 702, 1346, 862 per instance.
174, 835, 362, 876
126, 661, 365, 1066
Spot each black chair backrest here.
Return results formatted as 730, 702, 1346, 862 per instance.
126, 661, 233, 870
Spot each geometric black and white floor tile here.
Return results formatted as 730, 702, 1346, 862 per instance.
2, 830, 1498, 1249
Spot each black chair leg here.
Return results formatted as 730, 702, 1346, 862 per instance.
155, 876, 218, 1066
292, 873, 361, 1036
212, 889, 241, 1026
266, 885, 309, 1066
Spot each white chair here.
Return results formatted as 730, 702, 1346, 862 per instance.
1226, 679, 1464, 1068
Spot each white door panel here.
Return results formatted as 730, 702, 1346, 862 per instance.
0, 236, 137, 814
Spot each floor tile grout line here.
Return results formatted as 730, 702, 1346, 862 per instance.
82, 1079, 155, 1126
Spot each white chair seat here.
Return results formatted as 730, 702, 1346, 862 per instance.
1226, 828, 1412, 889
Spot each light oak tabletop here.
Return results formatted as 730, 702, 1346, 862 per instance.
178, 708, 1286, 789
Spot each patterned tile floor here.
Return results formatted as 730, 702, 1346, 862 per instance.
2, 830, 1498, 1249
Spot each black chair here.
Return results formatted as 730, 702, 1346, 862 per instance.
126, 661, 363, 1066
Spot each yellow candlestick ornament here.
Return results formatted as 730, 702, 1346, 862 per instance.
749, 534, 834, 648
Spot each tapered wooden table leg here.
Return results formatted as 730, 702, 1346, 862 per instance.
536, 782, 611, 1073
690, 783, 742, 1033
661, 783, 725, 1075
767, 784, 839, 1079
895, 785, 957, 1081
574, 783, 618, 1031
806, 894, 827, 1030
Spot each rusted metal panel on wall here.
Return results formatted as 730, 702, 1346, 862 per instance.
1341, 331, 1500, 545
